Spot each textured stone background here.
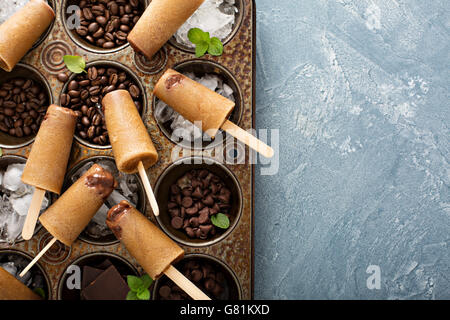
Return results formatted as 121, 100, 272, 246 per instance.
254, 0, 449, 299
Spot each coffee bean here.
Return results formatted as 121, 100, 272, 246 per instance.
4, 108, 14, 116
23, 126, 31, 136
81, 116, 90, 127
88, 67, 98, 80
82, 7, 94, 20
87, 125, 96, 138
76, 26, 88, 37
129, 84, 140, 98
68, 80, 79, 91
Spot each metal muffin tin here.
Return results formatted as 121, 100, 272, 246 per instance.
0, 0, 256, 299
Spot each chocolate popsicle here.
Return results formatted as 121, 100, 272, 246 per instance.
127, 0, 204, 59
39, 164, 116, 246
103, 90, 158, 174
22, 105, 77, 194
21, 105, 77, 240
154, 69, 274, 158
107, 201, 210, 300
103, 89, 160, 216
0, 267, 41, 300
0, 0, 55, 72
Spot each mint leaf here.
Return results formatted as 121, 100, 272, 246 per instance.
195, 41, 209, 58
63, 55, 87, 74
208, 37, 224, 56
211, 213, 230, 229
137, 288, 150, 300
0, 148, 3, 157
140, 274, 153, 289
127, 275, 143, 292
188, 28, 209, 44
126, 290, 138, 300
188, 27, 224, 57
33, 287, 46, 299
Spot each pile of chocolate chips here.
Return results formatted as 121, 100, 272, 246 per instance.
167, 169, 232, 240
0, 78, 48, 137
158, 260, 226, 300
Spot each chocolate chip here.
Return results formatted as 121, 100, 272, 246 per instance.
171, 216, 184, 229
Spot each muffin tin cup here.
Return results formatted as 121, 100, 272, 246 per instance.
1, 0, 256, 300
61, 0, 149, 55
153, 59, 244, 150
0, 155, 52, 245
0, 248, 52, 300
0, 63, 53, 149
154, 156, 243, 247
153, 253, 242, 300
60, 156, 147, 246
59, 59, 148, 149
168, 0, 245, 53
56, 251, 139, 300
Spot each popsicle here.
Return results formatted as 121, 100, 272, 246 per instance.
0, 267, 41, 300
0, 0, 55, 72
106, 200, 210, 300
21, 105, 77, 240
153, 69, 274, 158
127, 0, 204, 59
102, 89, 160, 216
19, 164, 116, 277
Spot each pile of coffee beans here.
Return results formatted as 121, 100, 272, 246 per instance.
158, 260, 227, 300
60, 65, 142, 145
167, 169, 232, 240
75, 0, 143, 49
0, 78, 48, 137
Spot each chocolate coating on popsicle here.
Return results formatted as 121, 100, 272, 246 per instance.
85, 166, 117, 200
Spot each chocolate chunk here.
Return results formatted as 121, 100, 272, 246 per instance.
82, 266, 104, 289
81, 265, 129, 300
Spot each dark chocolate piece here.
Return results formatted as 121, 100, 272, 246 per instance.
81, 265, 129, 300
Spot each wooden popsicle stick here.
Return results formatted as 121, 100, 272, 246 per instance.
221, 120, 274, 158
19, 237, 57, 278
164, 265, 211, 300
137, 161, 159, 216
21, 188, 46, 240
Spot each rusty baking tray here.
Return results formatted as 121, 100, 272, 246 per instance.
0, 0, 255, 300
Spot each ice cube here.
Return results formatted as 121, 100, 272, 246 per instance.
3, 163, 25, 192
1, 262, 17, 276
91, 204, 109, 227
154, 100, 175, 123
10, 191, 48, 217
107, 189, 134, 207
96, 160, 118, 176
198, 74, 219, 91
0, 170, 3, 186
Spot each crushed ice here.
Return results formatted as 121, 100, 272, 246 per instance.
0, 163, 49, 244
174, 0, 238, 48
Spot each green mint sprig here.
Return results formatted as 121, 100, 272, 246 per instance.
126, 274, 153, 300
0, 148, 3, 157
63, 55, 87, 74
188, 28, 224, 58
211, 213, 230, 229
33, 287, 46, 299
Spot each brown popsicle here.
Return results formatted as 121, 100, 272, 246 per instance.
106, 201, 210, 300
103, 90, 158, 174
0, 267, 41, 300
21, 105, 77, 240
103, 89, 160, 216
127, 0, 204, 59
0, 0, 55, 72
22, 105, 77, 194
19, 164, 116, 278
39, 164, 116, 246
153, 69, 274, 158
